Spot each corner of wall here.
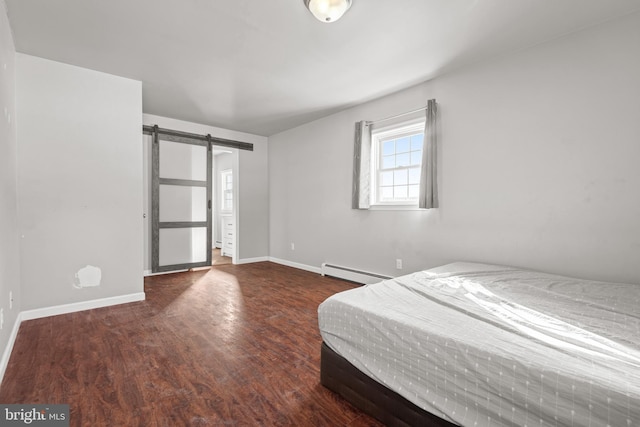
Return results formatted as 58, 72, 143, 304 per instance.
0, 0, 22, 387
0, 313, 23, 386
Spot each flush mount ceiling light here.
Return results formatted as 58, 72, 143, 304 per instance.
303, 0, 352, 23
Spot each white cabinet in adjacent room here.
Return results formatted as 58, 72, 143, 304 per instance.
221, 215, 234, 257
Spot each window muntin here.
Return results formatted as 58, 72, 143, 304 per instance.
371, 121, 424, 205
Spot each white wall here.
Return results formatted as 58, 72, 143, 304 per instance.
269, 12, 640, 284
142, 114, 269, 267
16, 54, 144, 310
238, 141, 269, 261
0, 0, 21, 378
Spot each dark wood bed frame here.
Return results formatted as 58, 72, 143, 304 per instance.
320, 342, 458, 427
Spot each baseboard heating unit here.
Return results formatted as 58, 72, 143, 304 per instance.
321, 263, 392, 285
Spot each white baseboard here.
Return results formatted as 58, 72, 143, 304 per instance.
235, 256, 269, 265
20, 292, 146, 322
268, 257, 321, 274
0, 312, 24, 386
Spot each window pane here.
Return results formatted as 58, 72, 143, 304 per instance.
223, 190, 233, 211
159, 141, 207, 181
381, 171, 394, 186
159, 227, 207, 266
396, 137, 410, 153
408, 168, 421, 184
411, 134, 424, 151
408, 184, 419, 199
221, 171, 233, 211
394, 169, 408, 185
411, 150, 422, 166
372, 125, 427, 205
396, 152, 410, 167
380, 187, 393, 200
382, 155, 395, 169
394, 186, 408, 199
382, 140, 395, 156
159, 185, 207, 222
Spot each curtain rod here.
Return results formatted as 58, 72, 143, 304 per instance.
366, 105, 427, 126
142, 125, 253, 151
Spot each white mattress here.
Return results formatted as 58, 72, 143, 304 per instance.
318, 262, 640, 427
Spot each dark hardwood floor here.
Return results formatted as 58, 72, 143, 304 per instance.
0, 262, 384, 426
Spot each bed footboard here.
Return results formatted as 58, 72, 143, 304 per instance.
320, 342, 457, 427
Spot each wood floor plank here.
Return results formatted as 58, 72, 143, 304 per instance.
0, 262, 384, 426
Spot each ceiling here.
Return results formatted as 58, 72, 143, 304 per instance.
5, 1, 640, 136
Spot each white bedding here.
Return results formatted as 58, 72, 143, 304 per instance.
318, 262, 640, 427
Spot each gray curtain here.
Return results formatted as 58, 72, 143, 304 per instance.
352, 121, 371, 209
419, 99, 438, 209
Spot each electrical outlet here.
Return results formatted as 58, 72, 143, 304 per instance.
396, 259, 403, 269
291, 243, 295, 251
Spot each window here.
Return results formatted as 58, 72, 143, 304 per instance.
370, 120, 424, 206
221, 169, 233, 212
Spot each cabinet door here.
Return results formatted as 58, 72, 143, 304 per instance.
221, 217, 234, 257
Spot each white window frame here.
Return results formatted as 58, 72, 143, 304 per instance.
220, 169, 233, 213
370, 119, 425, 209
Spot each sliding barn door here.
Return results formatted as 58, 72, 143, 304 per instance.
151, 130, 212, 273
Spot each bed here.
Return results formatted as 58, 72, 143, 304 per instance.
318, 262, 640, 426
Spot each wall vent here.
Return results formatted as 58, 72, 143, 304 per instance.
321, 263, 392, 285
